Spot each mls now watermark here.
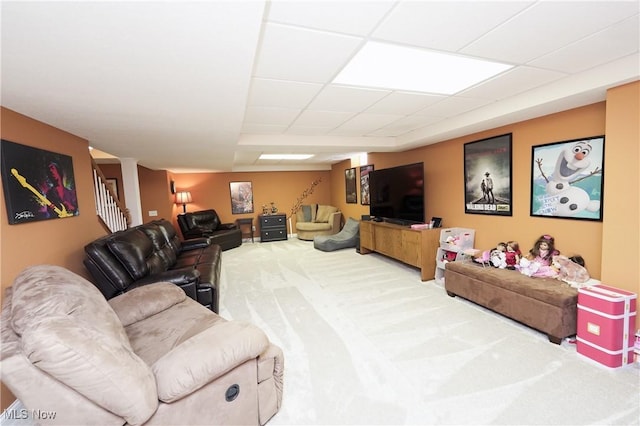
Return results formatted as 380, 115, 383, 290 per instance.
2, 409, 57, 421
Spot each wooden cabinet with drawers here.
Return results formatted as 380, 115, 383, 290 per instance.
259, 214, 287, 242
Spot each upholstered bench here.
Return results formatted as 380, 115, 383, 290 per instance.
444, 261, 578, 344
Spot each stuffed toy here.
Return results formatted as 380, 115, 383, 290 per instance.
553, 254, 590, 284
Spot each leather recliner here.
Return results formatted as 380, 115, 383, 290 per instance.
177, 209, 242, 251
84, 219, 221, 312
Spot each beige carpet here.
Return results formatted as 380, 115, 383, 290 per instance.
219, 238, 640, 425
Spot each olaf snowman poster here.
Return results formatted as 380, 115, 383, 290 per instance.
530, 136, 604, 221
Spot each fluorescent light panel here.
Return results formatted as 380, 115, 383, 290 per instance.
260, 154, 314, 160
334, 41, 513, 95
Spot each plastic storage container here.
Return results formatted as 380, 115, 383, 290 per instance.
576, 284, 637, 368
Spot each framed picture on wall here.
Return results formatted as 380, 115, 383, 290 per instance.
106, 178, 119, 199
345, 167, 357, 203
229, 181, 254, 214
530, 135, 604, 221
1, 139, 80, 224
359, 165, 374, 205
464, 133, 512, 216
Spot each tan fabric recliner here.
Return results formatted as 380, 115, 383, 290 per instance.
0, 265, 284, 425
295, 204, 341, 241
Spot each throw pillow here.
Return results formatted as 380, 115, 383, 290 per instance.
315, 205, 338, 223
302, 205, 312, 222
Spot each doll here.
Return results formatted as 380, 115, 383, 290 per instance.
504, 241, 521, 270
490, 242, 507, 268
518, 235, 559, 278
525, 234, 559, 266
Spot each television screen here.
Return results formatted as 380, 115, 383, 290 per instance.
369, 162, 424, 225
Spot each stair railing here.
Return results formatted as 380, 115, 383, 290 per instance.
91, 159, 130, 232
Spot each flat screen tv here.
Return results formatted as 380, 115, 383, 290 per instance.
369, 162, 424, 226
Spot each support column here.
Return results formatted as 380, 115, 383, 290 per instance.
120, 158, 143, 226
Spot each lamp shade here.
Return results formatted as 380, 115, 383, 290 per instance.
175, 191, 192, 213
175, 191, 192, 204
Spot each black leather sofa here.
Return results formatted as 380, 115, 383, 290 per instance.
83, 219, 221, 312
177, 209, 242, 250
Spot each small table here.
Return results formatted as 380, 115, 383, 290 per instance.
236, 217, 254, 243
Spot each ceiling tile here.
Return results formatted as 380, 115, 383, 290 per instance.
244, 106, 300, 125
267, 0, 395, 36
373, 1, 534, 51
254, 23, 363, 83
365, 91, 445, 114
462, 1, 640, 63
285, 125, 335, 136
330, 113, 404, 135
294, 110, 355, 127
368, 115, 444, 137
417, 96, 493, 117
529, 15, 640, 73
459, 66, 567, 100
241, 123, 289, 134
308, 85, 390, 112
248, 78, 323, 108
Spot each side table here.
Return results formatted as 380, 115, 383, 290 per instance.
236, 217, 254, 243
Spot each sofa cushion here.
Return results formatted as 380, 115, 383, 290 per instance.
10, 265, 158, 425
296, 221, 332, 232
140, 223, 177, 268
107, 229, 154, 280
315, 205, 337, 223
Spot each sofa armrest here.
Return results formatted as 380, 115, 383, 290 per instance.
180, 237, 211, 251
152, 321, 269, 403
218, 222, 238, 230
109, 283, 187, 327
134, 268, 200, 287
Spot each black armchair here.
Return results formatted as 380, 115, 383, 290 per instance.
177, 209, 242, 251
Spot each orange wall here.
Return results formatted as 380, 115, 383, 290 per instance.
601, 81, 640, 297
0, 107, 108, 410
332, 103, 607, 278
169, 171, 332, 236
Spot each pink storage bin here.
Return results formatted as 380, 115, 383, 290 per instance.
576, 284, 637, 368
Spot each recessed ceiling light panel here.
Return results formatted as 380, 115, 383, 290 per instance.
334, 41, 513, 95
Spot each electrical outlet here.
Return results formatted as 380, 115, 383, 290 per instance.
149, 210, 158, 217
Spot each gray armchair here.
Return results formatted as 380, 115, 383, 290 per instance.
1, 265, 284, 425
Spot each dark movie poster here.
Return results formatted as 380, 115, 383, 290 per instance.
1, 139, 79, 224
464, 133, 512, 216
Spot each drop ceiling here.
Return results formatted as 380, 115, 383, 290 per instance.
1, 1, 638, 172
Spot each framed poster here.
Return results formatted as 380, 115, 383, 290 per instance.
1, 139, 79, 224
464, 134, 512, 216
359, 165, 374, 205
345, 167, 357, 203
530, 136, 604, 221
106, 178, 119, 199
229, 181, 254, 214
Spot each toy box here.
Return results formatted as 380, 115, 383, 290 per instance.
576, 284, 637, 368
439, 228, 475, 252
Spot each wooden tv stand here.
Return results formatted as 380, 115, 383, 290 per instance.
359, 221, 440, 281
